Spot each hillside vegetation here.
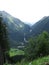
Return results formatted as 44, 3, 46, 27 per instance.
16, 55, 49, 65
4, 31, 49, 65
4, 55, 49, 65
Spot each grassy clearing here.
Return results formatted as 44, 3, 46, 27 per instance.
9, 48, 24, 57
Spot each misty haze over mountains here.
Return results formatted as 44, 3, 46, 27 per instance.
0, 11, 49, 48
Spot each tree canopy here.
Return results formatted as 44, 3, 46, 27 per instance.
25, 31, 49, 60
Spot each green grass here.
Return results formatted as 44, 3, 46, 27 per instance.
16, 55, 49, 65
4, 55, 49, 65
9, 48, 24, 57
31, 55, 49, 65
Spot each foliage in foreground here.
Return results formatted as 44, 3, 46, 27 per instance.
4, 31, 49, 65
4, 55, 49, 65
25, 31, 49, 60
32, 55, 49, 65
16, 55, 49, 65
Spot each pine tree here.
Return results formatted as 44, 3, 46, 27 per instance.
0, 14, 9, 64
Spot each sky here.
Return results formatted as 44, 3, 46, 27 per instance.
0, 0, 49, 24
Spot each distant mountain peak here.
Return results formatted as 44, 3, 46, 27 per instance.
31, 16, 49, 36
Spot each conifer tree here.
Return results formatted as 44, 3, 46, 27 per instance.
0, 14, 9, 64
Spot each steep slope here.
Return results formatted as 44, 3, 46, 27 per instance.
0, 11, 30, 48
31, 16, 49, 37
1, 11, 49, 48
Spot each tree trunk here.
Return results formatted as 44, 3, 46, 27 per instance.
0, 46, 4, 65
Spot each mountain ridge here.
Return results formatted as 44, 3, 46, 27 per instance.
31, 16, 49, 36
0, 11, 49, 48
0, 11, 31, 48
